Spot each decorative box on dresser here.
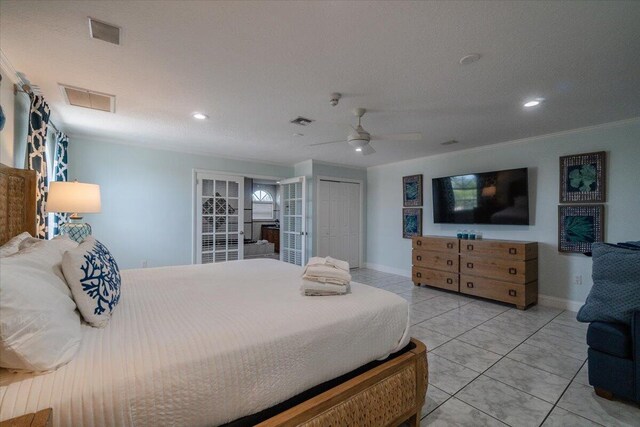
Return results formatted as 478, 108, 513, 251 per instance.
412, 236, 538, 310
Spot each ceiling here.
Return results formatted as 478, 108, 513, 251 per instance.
1, 1, 639, 168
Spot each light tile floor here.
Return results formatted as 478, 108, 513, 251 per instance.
350, 268, 640, 427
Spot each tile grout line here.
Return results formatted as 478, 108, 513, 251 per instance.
536, 359, 607, 427
441, 309, 572, 426
356, 270, 608, 427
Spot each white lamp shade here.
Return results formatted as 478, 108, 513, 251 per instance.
47, 181, 101, 214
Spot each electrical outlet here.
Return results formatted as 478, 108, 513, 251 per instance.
142, 260, 148, 268
575, 275, 582, 286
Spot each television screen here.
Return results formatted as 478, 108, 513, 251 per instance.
432, 168, 530, 225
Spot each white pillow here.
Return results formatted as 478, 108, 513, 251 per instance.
0, 239, 82, 372
0, 232, 32, 258
62, 237, 122, 328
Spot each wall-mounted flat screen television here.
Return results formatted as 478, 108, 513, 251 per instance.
432, 168, 530, 225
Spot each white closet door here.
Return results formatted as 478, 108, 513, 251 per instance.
317, 179, 360, 268
280, 176, 306, 266
196, 173, 244, 263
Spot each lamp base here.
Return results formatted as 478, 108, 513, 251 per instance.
60, 221, 92, 243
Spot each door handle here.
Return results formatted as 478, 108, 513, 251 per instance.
417, 240, 422, 246
467, 244, 474, 250
466, 282, 474, 288
416, 272, 422, 278
509, 248, 517, 255
446, 278, 453, 284
466, 262, 474, 269
416, 255, 422, 261
509, 267, 517, 275
509, 289, 517, 297
239, 231, 244, 235
446, 242, 454, 249
446, 259, 454, 266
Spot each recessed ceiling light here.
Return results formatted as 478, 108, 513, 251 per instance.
293, 133, 304, 137
355, 147, 362, 152
459, 54, 481, 65
523, 98, 544, 108
192, 112, 208, 120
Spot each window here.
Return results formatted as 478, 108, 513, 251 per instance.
450, 175, 478, 211
252, 189, 274, 220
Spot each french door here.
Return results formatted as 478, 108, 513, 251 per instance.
196, 173, 244, 263
280, 176, 306, 266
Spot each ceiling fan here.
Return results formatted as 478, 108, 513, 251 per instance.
309, 108, 422, 155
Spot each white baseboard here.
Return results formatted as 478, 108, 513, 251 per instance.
363, 263, 411, 278
364, 263, 584, 312
538, 294, 584, 312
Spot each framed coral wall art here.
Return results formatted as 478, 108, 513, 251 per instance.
559, 151, 606, 203
403, 174, 423, 207
558, 205, 604, 253
403, 208, 422, 239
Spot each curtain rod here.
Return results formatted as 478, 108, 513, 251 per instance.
14, 83, 61, 134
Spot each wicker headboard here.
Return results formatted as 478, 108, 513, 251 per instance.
0, 163, 37, 245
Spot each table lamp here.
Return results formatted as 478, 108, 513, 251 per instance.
47, 180, 101, 242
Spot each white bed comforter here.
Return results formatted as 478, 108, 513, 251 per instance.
0, 259, 410, 426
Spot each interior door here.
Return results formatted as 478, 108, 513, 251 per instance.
196, 173, 244, 263
280, 176, 306, 266
317, 179, 360, 268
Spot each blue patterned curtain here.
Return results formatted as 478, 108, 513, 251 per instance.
52, 132, 69, 236
26, 95, 51, 239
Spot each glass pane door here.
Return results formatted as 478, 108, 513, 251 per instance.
197, 174, 244, 263
280, 177, 306, 266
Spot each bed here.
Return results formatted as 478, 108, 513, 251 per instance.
0, 163, 428, 427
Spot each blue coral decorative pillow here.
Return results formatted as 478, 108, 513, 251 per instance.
62, 237, 121, 327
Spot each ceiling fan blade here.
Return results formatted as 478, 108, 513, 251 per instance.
360, 145, 376, 155
371, 132, 422, 141
308, 140, 345, 147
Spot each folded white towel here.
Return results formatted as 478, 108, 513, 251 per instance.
303, 265, 351, 286
301, 280, 350, 296
306, 256, 350, 272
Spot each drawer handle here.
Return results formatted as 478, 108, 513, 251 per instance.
467, 244, 474, 251
446, 242, 454, 249
509, 247, 517, 255
416, 272, 422, 278
509, 289, 517, 297
509, 267, 517, 275
466, 282, 474, 288
466, 262, 474, 269
417, 240, 422, 246
446, 278, 453, 284
447, 260, 454, 266
416, 255, 422, 261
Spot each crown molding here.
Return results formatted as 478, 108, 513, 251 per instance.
368, 116, 640, 170
0, 49, 20, 85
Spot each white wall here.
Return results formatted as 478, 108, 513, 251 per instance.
69, 138, 292, 269
0, 66, 16, 166
366, 118, 640, 306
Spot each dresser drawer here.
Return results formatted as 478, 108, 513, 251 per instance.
459, 240, 537, 261
413, 250, 458, 273
412, 236, 458, 253
413, 267, 459, 291
459, 255, 537, 283
460, 275, 537, 307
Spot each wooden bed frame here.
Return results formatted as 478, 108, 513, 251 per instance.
0, 163, 428, 427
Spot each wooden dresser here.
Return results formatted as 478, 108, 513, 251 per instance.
412, 236, 538, 310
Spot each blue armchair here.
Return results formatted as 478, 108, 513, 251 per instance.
586, 311, 640, 402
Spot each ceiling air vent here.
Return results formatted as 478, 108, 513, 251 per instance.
89, 18, 120, 45
290, 116, 314, 126
60, 85, 116, 113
